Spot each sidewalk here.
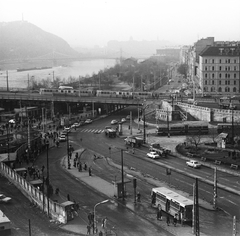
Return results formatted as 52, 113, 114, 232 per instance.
59, 146, 210, 236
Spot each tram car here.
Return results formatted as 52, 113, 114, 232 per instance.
39, 88, 96, 97
156, 124, 209, 136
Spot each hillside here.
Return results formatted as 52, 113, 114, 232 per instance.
0, 21, 79, 61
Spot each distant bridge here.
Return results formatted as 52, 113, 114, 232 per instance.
0, 50, 149, 66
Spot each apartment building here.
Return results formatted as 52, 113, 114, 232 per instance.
199, 43, 240, 95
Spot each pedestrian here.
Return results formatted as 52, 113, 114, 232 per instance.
67, 194, 70, 201
87, 224, 91, 235
79, 162, 82, 172
102, 217, 107, 228
89, 167, 92, 176
166, 214, 170, 226
84, 162, 87, 171
137, 192, 141, 202
88, 212, 92, 224
173, 214, 178, 226
157, 204, 162, 220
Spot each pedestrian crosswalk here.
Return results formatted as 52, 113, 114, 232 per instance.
79, 128, 105, 133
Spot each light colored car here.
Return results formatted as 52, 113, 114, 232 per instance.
121, 118, 126, 123
64, 127, 71, 133
126, 115, 130, 120
111, 120, 118, 125
85, 119, 93, 124
147, 151, 160, 159
71, 123, 80, 128
186, 160, 201, 168
0, 194, 11, 203
59, 135, 66, 142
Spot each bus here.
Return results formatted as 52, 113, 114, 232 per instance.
151, 187, 193, 223
58, 86, 73, 90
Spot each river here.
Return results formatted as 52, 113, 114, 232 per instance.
0, 59, 116, 89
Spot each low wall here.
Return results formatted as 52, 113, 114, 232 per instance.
211, 108, 240, 123
0, 162, 67, 224
177, 102, 211, 122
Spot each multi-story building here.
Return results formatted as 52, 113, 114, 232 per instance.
199, 43, 240, 95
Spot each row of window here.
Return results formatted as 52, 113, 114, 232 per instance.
204, 87, 237, 92
204, 80, 237, 85
204, 66, 238, 71
204, 58, 239, 64
204, 73, 238, 79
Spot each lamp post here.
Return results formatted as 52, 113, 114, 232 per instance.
6, 123, 10, 161
0, 71, 9, 91
46, 140, 50, 217
93, 199, 109, 233
66, 132, 71, 169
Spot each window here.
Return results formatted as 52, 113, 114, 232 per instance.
234, 73, 236, 78
225, 67, 228, 71
234, 66, 236, 71
219, 80, 221, 85
225, 73, 228, 78
234, 80, 236, 85
212, 66, 214, 71
205, 66, 207, 71
233, 87, 237, 92
211, 87, 215, 92
225, 80, 228, 85
212, 59, 215, 63
205, 80, 207, 85
219, 73, 222, 78
205, 59, 207, 63
219, 66, 222, 71
228, 74, 230, 78
218, 87, 222, 92
212, 80, 214, 85
228, 59, 230, 63
225, 87, 230, 92
234, 59, 237, 63
228, 66, 230, 71
219, 59, 222, 63
212, 74, 215, 78
205, 73, 208, 78
228, 80, 230, 85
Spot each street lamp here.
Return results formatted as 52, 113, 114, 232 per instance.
93, 199, 109, 233
0, 71, 9, 91
46, 140, 50, 217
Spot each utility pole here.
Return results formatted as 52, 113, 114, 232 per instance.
6, 70, 9, 92
121, 149, 125, 201
79, 76, 81, 97
130, 111, 132, 135
231, 107, 234, 145
213, 167, 217, 209
28, 74, 30, 94
193, 178, 200, 236
167, 107, 170, 138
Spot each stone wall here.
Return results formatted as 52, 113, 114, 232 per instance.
0, 162, 67, 224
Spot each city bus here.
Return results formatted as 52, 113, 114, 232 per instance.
151, 187, 193, 223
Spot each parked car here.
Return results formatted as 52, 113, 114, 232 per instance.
64, 127, 71, 133
71, 123, 80, 129
121, 118, 126, 123
126, 115, 130, 120
111, 120, 118, 125
0, 194, 11, 203
85, 119, 93, 124
147, 151, 160, 159
59, 134, 66, 142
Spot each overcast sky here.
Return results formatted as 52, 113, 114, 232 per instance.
1, 0, 240, 48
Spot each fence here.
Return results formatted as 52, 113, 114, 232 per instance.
0, 161, 67, 223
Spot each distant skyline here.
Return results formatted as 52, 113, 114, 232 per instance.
1, 0, 240, 48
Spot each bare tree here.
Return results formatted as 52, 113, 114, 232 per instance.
185, 133, 203, 151
208, 128, 219, 145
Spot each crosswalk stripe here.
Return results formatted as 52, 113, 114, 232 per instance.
79, 129, 105, 133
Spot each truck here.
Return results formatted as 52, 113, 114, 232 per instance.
124, 136, 144, 147
105, 126, 117, 138
149, 143, 171, 157
186, 160, 201, 169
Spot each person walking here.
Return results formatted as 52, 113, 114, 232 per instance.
166, 213, 170, 226
87, 224, 91, 235
173, 214, 178, 226
89, 167, 92, 176
137, 192, 141, 202
157, 204, 162, 220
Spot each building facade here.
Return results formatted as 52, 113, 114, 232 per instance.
199, 43, 240, 95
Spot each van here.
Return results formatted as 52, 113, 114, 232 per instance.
187, 99, 197, 105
